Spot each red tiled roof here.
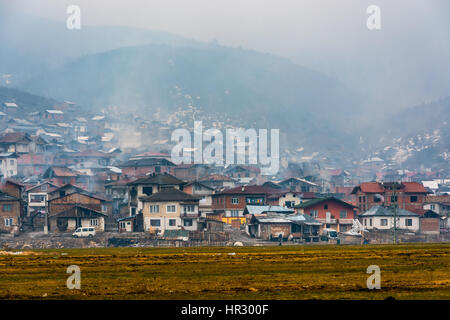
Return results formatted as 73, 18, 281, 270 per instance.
402, 182, 428, 193
0, 132, 31, 143
359, 182, 384, 193
425, 195, 450, 203
352, 181, 428, 194
52, 167, 79, 177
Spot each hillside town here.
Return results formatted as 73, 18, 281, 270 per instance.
0, 100, 449, 247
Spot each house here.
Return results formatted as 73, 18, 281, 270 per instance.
173, 163, 210, 181
1, 179, 25, 199
0, 132, 33, 154
17, 153, 52, 176
0, 152, 18, 178
140, 187, 201, 233
198, 174, 235, 190
266, 190, 314, 208
247, 215, 292, 241
105, 178, 133, 216
225, 165, 261, 179
247, 213, 321, 242
117, 214, 143, 232
119, 157, 175, 177
294, 197, 357, 233
182, 181, 215, 215
44, 109, 64, 121
3, 102, 18, 113
320, 169, 351, 191
42, 166, 84, 187
416, 210, 441, 234
0, 191, 22, 233
211, 185, 282, 226
26, 181, 60, 217
127, 173, 186, 216
71, 149, 115, 166
47, 183, 86, 201
48, 190, 109, 232
351, 181, 429, 212
359, 206, 420, 232
423, 195, 450, 217
49, 205, 107, 233
278, 177, 321, 193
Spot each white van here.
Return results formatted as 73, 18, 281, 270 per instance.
72, 227, 96, 238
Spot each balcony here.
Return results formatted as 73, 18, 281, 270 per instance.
338, 219, 354, 224
316, 218, 337, 224
182, 212, 200, 218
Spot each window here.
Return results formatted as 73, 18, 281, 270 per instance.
183, 219, 193, 227
430, 204, 435, 210
2, 204, 12, 212
41, 184, 48, 191
167, 205, 176, 213
324, 204, 328, 210
370, 219, 372, 226
150, 219, 161, 227
9, 160, 14, 166
246, 197, 264, 205
30, 195, 45, 203
285, 201, 294, 208
340, 210, 347, 218
155, 166, 161, 173
231, 197, 239, 204
4, 218, 13, 226
183, 205, 195, 213
410, 196, 418, 203
149, 205, 160, 213
391, 195, 398, 202
90, 219, 99, 226
405, 219, 413, 226
101, 205, 107, 212
231, 210, 239, 217
310, 210, 318, 218
119, 222, 127, 229
364, 219, 367, 226
380, 219, 388, 226
142, 187, 153, 196
169, 219, 176, 226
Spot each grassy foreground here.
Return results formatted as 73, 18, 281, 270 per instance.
0, 243, 449, 299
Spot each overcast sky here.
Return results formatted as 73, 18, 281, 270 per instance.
3, 0, 450, 106
4, 0, 449, 58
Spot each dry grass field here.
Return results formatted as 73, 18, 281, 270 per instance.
0, 243, 449, 300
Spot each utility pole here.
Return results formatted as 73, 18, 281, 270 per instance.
392, 181, 398, 244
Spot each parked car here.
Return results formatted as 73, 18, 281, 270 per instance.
320, 228, 338, 241
72, 227, 96, 238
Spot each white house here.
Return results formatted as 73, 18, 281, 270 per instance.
360, 205, 420, 232
0, 152, 18, 178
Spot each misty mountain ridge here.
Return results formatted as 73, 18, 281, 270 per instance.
20, 43, 369, 158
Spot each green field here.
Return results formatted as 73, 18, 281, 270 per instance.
1, 243, 449, 299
